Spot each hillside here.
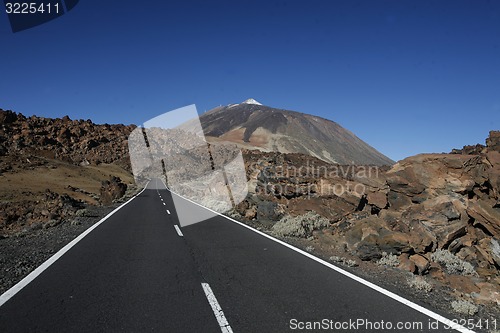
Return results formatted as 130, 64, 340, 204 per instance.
0, 109, 136, 235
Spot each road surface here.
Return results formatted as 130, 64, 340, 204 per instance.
0, 180, 469, 332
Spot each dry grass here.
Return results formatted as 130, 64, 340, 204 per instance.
0, 158, 134, 204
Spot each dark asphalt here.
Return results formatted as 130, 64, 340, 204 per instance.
0, 180, 465, 332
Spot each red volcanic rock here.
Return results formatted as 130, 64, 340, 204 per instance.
486, 130, 500, 152
0, 108, 136, 170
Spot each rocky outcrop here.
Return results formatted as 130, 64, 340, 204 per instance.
0, 109, 135, 169
99, 177, 127, 205
348, 132, 500, 273
233, 131, 499, 305
0, 190, 84, 235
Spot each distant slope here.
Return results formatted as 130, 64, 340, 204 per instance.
199, 100, 394, 165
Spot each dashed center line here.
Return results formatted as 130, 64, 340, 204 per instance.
174, 225, 183, 237
163, 202, 166, 206
166, 210, 170, 214
201, 283, 233, 333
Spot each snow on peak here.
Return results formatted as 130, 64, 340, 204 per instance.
242, 98, 262, 105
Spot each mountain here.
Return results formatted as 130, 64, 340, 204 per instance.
199, 99, 394, 165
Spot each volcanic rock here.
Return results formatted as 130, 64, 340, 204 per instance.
100, 176, 127, 205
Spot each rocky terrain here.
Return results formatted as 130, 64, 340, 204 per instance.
0, 108, 135, 236
1, 105, 498, 325
230, 131, 500, 319
0, 108, 134, 168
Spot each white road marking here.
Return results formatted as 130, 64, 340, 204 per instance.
163, 202, 166, 206
160, 179, 474, 333
174, 225, 183, 237
201, 283, 233, 333
166, 209, 170, 214
0, 182, 150, 307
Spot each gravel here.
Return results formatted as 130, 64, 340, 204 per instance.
0, 204, 122, 295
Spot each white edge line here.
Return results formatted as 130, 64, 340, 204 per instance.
160, 179, 474, 333
0, 181, 150, 307
174, 225, 183, 237
201, 283, 233, 333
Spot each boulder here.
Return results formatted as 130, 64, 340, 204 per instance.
377, 231, 412, 254
345, 216, 414, 259
475, 238, 500, 268
427, 262, 446, 281
486, 130, 500, 152
407, 220, 436, 254
356, 234, 382, 261
387, 191, 412, 210
398, 253, 416, 273
409, 254, 430, 275
367, 191, 387, 209
467, 200, 500, 238
420, 219, 468, 250
99, 177, 127, 205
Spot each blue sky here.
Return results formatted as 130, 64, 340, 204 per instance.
1, 0, 499, 161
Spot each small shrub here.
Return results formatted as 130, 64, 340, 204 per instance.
329, 256, 358, 267
451, 300, 478, 315
344, 259, 358, 267
431, 250, 477, 276
407, 276, 433, 292
377, 252, 400, 267
305, 245, 315, 252
272, 211, 329, 238
329, 256, 343, 263
75, 209, 88, 217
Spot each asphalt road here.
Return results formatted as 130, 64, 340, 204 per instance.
0, 180, 469, 332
